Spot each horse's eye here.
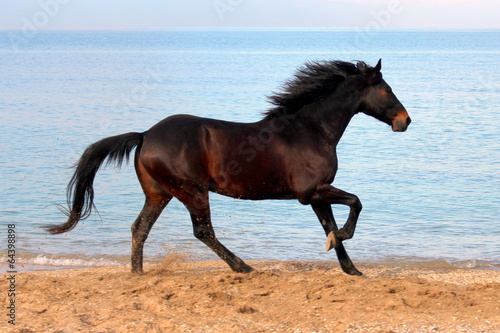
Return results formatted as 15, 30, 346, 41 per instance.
385, 88, 393, 94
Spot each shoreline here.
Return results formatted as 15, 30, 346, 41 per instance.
7, 256, 500, 273
2, 260, 499, 332
8, 255, 500, 273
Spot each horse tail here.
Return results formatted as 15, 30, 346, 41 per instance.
45, 132, 144, 234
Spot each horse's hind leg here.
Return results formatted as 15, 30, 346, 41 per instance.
131, 157, 172, 274
181, 189, 253, 273
131, 194, 171, 274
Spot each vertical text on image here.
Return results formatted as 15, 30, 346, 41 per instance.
6, 224, 16, 325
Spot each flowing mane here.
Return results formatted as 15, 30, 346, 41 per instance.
264, 60, 373, 119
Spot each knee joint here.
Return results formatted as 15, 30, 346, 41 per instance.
352, 197, 362, 212
193, 227, 214, 241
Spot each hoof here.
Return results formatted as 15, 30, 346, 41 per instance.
334, 242, 362, 276
344, 267, 363, 276
131, 268, 145, 275
340, 263, 363, 276
326, 231, 337, 251
233, 264, 254, 274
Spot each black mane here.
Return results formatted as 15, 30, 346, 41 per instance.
264, 60, 372, 119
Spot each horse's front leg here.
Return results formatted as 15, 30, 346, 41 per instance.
311, 202, 362, 276
311, 183, 362, 242
310, 184, 363, 276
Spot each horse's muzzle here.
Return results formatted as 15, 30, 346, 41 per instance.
391, 110, 411, 132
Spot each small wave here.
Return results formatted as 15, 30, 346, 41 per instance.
450, 259, 498, 270
373, 256, 499, 270
1, 255, 498, 272
0, 255, 125, 270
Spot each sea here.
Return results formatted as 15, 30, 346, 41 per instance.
1, 29, 499, 272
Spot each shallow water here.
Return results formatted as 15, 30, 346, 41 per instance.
0, 30, 499, 271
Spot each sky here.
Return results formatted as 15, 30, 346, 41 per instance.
0, 0, 498, 30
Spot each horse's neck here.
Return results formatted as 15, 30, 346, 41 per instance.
295, 95, 359, 146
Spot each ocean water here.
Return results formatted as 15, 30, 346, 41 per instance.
1, 30, 499, 271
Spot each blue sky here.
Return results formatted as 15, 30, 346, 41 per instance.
1, 0, 498, 30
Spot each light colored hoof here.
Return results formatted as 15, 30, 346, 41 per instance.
325, 231, 337, 251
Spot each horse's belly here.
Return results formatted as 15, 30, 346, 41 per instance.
209, 176, 296, 200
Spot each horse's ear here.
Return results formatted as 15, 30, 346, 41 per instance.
375, 59, 382, 73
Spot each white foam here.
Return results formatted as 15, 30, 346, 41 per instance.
0, 255, 125, 269
451, 259, 496, 269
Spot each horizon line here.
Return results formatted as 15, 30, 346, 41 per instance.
1, 26, 499, 32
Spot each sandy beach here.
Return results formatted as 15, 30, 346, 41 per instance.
2, 260, 499, 333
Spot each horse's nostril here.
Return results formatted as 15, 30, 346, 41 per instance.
406, 117, 412, 126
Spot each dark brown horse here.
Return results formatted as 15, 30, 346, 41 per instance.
46, 59, 411, 276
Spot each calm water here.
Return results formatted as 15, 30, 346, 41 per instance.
1, 30, 499, 271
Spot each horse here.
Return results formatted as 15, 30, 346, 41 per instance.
45, 59, 411, 276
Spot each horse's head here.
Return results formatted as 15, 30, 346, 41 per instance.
357, 59, 411, 132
